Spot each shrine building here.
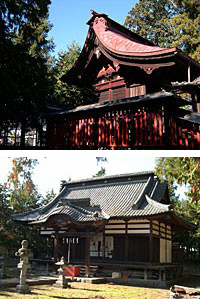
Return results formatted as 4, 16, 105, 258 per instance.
45, 10, 200, 150
12, 171, 195, 286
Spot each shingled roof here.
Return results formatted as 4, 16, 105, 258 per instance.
12, 171, 171, 224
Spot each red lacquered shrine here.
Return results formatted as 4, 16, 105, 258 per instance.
46, 11, 200, 149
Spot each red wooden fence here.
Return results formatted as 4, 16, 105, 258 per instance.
46, 103, 200, 150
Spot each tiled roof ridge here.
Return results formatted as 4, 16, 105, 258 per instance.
63, 170, 155, 185
68, 203, 98, 216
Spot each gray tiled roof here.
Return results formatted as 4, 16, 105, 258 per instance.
30, 204, 107, 224
12, 171, 170, 224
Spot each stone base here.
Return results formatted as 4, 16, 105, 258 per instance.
16, 284, 30, 294
53, 275, 70, 289
53, 282, 71, 289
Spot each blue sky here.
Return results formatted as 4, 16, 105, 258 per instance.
48, 0, 137, 56
0, 152, 189, 200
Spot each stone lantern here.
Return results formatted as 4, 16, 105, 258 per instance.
54, 256, 70, 288
15, 240, 31, 294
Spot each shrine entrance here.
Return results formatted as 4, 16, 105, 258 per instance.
59, 237, 86, 262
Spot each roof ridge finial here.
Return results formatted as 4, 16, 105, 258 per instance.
90, 10, 98, 16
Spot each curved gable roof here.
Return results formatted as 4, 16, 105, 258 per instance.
92, 15, 175, 57
62, 11, 200, 86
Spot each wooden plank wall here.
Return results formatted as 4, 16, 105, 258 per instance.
152, 220, 172, 263
105, 219, 150, 235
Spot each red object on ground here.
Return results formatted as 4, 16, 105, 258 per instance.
64, 265, 80, 277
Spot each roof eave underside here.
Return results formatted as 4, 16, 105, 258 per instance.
46, 92, 187, 116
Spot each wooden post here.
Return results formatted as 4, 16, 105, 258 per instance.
67, 238, 71, 264
102, 230, 105, 262
54, 230, 59, 263
85, 233, 90, 277
149, 220, 153, 263
191, 93, 198, 112
144, 268, 148, 280
37, 232, 42, 258
188, 62, 191, 83
125, 220, 128, 262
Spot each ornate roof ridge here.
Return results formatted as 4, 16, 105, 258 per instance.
63, 170, 155, 185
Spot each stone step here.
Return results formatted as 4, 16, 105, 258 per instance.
80, 265, 98, 277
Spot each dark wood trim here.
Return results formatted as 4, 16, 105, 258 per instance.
105, 233, 151, 237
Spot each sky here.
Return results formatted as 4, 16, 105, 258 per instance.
0, 152, 156, 196
48, 0, 137, 56
0, 151, 194, 200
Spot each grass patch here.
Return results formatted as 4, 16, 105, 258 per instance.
0, 282, 170, 299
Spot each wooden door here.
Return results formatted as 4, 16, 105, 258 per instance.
128, 236, 149, 262
113, 236, 125, 261
71, 237, 86, 261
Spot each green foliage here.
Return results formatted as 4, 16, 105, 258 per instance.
124, 0, 200, 61
42, 189, 56, 206
173, 199, 200, 260
93, 157, 108, 177
124, 0, 177, 48
155, 157, 200, 201
93, 167, 106, 177
5, 158, 40, 212
0, 185, 12, 245
49, 42, 97, 108
0, 158, 41, 249
171, 0, 200, 61
0, 0, 54, 128
155, 157, 200, 260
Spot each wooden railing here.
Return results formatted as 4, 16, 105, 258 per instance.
46, 103, 200, 150
169, 116, 200, 150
